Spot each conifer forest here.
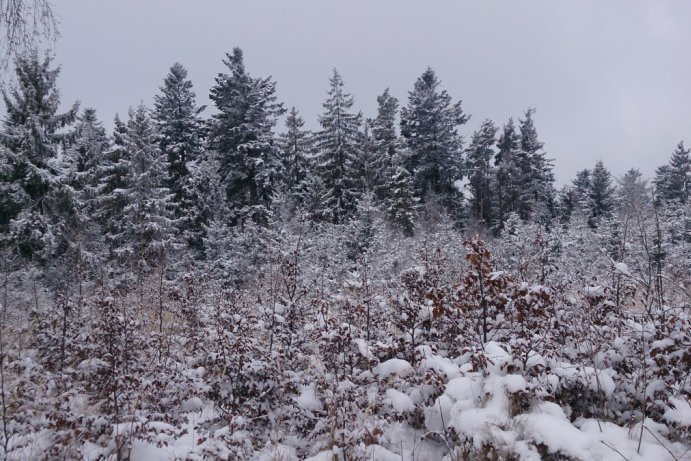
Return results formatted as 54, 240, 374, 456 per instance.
0, 4, 691, 460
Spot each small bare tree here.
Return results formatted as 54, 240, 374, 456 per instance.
0, 0, 58, 83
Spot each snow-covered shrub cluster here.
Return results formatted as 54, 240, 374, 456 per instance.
2, 219, 690, 460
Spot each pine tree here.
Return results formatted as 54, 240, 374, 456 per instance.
209, 47, 285, 228
153, 62, 204, 200
0, 52, 78, 260
465, 119, 497, 227
654, 141, 690, 204
518, 108, 555, 223
589, 160, 615, 227
617, 168, 648, 212
400, 68, 469, 216
385, 151, 417, 236
278, 107, 312, 205
494, 119, 521, 229
105, 104, 177, 273
94, 115, 130, 239
56, 108, 110, 274
153, 62, 209, 255
312, 69, 363, 224
63, 108, 109, 194
357, 120, 387, 197
557, 168, 593, 224
370, 88, 399, 201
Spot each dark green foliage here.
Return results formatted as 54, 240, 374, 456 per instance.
209, 48, 285, 227
400, 68, 468, 220
494, 118, 521, 229
278, 107, 312, 206
588, 160, 614, 226
0, 52, 78, 260
654, 141, 691, 205
154, 63, 209, 255
312, 69, 363, 224
465, 119, 497, 227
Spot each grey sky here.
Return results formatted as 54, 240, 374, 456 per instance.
51, 0, 691, 184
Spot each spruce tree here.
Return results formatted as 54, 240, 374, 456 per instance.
94, 115, 130, 238
617, 168, 648, 211
153, 63, 204, 200
278, 107, 312, 205
465, 119, 497, 227
557, 168, 594, 224
494, 119, 521, 229
56, 108, 110, 273
154, 62, 209, 254
588, 160, 615, 227
63, 108, 109, 194
518, 108, 554, 223
385, 151, 417, 236
654, 141, 690, 204
0, 52, 78, 260
400, 68, 469, 217
209, 48, 284, 227
312, 69, 363, 224
370, 88, 399, 201
105, 104, 177, 273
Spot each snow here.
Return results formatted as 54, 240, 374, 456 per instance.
664, 396, 691, 427
385, 388, 415, 413
254, 443, 297, 461
585, 285, 605, 297
180, 397, 204, 412
484, 341, 512, 367
373, 358, 413, 378
424, 394, 455, 432
365, 444, 403, 461
503, 374, 530, 393
295, 384, 323, 412
353, 338, 374, 360
614, 262, 630, 276
417, 352, 460, 379
445, 376, 480, 401
304, 450, 336, 461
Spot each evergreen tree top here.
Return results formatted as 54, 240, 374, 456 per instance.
1, 51, 79, 162
518, 108, 544, 155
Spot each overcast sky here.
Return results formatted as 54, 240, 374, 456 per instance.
47, 0, 691, 184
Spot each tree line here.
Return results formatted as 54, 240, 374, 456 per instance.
3, 49, 686, 285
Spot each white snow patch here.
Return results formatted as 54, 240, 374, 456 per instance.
373, 358, 413, 378
295, 384, 323, 412
385, 388, 415, 413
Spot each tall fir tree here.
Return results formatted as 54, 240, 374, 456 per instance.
385, 151, 417, 236
370, 88, 399, 202
105, 104, 177, 273
209, 48, 284, 227
494, 119, 521, 230
357, 120, 379, 193
617, 168, 648, 211
557, 168, 594, 224
94, 115, 130, 237
465, 119, 497, 227
312, 69, 363, 224
588, 160, 615, 227
0, 52, 78, 260
62, 108, 109, 194
654, 141, 690, 205
55, 108, 110, 273
153, 62, 209, 255
400, 68, 469, 218
278, 107, 312, 205
517, 108, 555, 223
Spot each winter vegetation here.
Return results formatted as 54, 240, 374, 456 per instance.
0, 49, 690, 460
